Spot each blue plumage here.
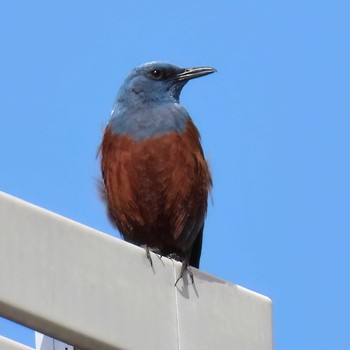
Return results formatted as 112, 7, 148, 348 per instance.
109, 61, 214, 140
110, 102, 189, 141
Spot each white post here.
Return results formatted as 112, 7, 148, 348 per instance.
35, 333, 74, 350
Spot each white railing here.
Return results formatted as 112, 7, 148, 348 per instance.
0, 191, 273, 350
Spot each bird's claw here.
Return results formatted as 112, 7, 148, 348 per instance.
142, 245, 153, 267
142, 245, 164, 267
175, 264, 194, 286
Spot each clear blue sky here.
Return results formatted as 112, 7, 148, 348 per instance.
1, 1, 349, 349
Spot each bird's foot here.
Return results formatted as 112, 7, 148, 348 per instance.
142, 245, 163, 267
175, 263, 194, 286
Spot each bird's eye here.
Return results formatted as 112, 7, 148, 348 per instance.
150, 69, 164, 80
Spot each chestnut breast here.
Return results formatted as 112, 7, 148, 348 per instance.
100, 119, 212, 256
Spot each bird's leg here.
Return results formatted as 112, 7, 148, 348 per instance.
175, 259, 194, 286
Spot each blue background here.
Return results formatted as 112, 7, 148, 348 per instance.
1, 1, 349, 349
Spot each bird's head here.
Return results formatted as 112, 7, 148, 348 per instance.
116, 62, 216, 107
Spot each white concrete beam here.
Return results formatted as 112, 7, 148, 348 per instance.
0, 191, 273, 350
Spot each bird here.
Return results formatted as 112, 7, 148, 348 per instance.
99, 61, 216, 283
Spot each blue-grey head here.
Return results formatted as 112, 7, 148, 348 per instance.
115, 61, 216, 108
110, 62, 216, 140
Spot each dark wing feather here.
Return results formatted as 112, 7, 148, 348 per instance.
189, 224, 204, 268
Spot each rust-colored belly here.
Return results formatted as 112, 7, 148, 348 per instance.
100, 120, 211, 256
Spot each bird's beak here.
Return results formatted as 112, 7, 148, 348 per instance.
173, 66, 217, 82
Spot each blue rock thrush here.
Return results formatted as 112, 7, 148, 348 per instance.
99, 61, 216, 283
